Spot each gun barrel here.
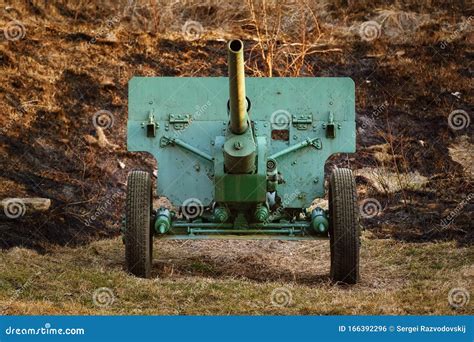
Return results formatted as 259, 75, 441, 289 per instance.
227, 39, 248, 134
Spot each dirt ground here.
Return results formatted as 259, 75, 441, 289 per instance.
0, 235, 473, 315
0, 0, 472, 315
0, 0, 473, 249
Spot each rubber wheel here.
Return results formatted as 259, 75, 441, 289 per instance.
328, 168, 360, 284
125, 171, 153, 278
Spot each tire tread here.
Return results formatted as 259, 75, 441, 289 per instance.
329, 168, 359, 284
125, 171, 152, 278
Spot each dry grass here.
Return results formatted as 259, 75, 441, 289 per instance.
0, 0, 472, 316
356, 167, 429, 194
448, 136, 474, 179
0, 234, 472, 315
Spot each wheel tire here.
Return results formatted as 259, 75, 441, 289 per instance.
125, 171, 153, 278
329, 168, 360, 284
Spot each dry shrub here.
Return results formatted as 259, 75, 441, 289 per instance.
245, 0, 324, 76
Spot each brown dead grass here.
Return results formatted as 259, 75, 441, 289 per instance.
0, 0, 472, 249
0, 0, 472, 316
0, 234, 472, 315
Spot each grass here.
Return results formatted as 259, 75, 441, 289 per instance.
0, 0, 471, 317
0, 233, 472, 315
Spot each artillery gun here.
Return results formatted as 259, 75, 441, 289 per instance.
125, 40, 359, 283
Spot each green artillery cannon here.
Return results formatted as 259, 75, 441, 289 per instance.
125, 40, 359, 283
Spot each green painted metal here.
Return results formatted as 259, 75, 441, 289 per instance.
160, 136, 213, 161
223, 128, 256, 174
170, 221, 310, 229
188, 228, 302, 235
254, 203, 269, 222
163, 235, 327, 241
154, 208, 171, 234
214, 136, 267, 203
269, 137, 322, 160
310, 207, 329, 234
266, 158, 278, 192
172, 222, 233, 228
128, 77, 355, 208
165, 220, 315, 238
212, 206, 230, 223
227, 39, 248, 134
224, 40, 256, 174
127, 39, 356, 236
